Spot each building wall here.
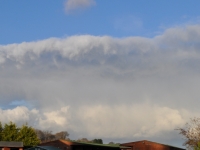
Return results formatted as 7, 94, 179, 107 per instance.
2, 148, 10, 150
1, 147, 23, 150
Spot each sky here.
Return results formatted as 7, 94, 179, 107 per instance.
1, 0, 200, 147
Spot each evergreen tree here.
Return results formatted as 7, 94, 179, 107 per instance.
17, 124, 40, 146
0, 122, 3, 140
0, 122, 40, 147
2, 122, 19, 141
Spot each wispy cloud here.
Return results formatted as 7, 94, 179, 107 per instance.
64, 0, 95, 13
114, 15, 143, 33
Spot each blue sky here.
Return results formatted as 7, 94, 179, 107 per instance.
1, 0, 200, 44
1, 0, 200, 148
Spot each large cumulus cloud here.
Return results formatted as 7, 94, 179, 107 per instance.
0, 25, 200, 146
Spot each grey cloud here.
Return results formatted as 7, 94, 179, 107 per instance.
0, 25, 200, 145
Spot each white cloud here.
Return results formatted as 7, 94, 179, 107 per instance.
40, 106, 70, 130
0, 104, 190, 139
0, 25, 200, 144
0, 106, 70, 132
73, 104, 186, 138
64, 0, 95, 12
0, 106, 41, 128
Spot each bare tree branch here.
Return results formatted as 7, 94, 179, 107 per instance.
177, 117, 200, 149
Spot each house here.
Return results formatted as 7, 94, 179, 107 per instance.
38, 140, 130, 150
0, 141, 23, 150
26, 146, 61, 150
120, 140, 185, 150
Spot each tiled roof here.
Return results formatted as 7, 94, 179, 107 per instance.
0, 141, 23, 147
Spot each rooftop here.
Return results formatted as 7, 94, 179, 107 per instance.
0, 141, 23, 147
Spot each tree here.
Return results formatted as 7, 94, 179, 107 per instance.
92, 139, 103, 144
77, 138, 90, 143
17, 125, 40, 146
43, 130, 56, 142
34, 129, 70, 143
0, 122, 40, 147
195, 143, 200, 150
0, 122, 3, 140
177, 117, 200, 149
55, 131, 69, 140
35, 129, 45, 142
2, 122, 19, 141
108, 142, 115, 145
108, 142, 120, 146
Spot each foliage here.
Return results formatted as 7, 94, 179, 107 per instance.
92, 139, 103, 144
77, 138, 90, 143
0, 122, 40, 146
35, 129, 45, 142
76, 138, 103, 144
42, 130, 55, 142
177, 117, 200, 149
55, 131, 69, 140
0, 121, 70, 145
0, 122, 3, 140
35, 129, 69, 143
195, 142, 200, 150
2, 122, 19, 141
17, 125, 40, 146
